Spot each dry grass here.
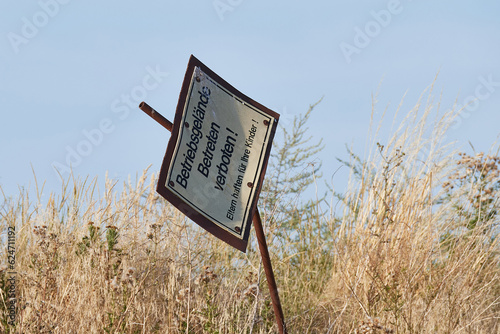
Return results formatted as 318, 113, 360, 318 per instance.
1, 85, 499, 333
325, 85, 500, 333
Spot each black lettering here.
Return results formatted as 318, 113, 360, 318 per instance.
176, 174, 187, 189
214, 133, 236, 191
176, 87, 211, 187
202, 86, 211, 97
197, 163, 209, 177
199, 91, 209, 105
197, 122, 219, 178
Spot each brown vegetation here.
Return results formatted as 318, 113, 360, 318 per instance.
1, 86, 499, 333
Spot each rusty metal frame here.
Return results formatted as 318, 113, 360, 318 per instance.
156, 55, 279, 252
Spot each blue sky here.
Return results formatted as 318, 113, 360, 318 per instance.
1, 1, 500, 201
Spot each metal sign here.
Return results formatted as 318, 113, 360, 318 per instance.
157, 55, 279, 252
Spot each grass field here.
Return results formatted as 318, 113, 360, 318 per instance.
1, 86, 499, 333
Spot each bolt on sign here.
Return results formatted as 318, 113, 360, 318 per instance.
157, 55, 279, 252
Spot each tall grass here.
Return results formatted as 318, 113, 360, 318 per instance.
326, 85, 500, 333
1, 85, 499, 333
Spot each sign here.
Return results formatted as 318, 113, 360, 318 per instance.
157, 55, 279, 252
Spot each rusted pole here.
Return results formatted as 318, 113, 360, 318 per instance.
139, 102, 286, 333
139, 102, 173, 132
252, 208, 287, 334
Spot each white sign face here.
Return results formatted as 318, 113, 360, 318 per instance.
157, 56, 279, 252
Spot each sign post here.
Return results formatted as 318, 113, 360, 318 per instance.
139, 55, 287, 333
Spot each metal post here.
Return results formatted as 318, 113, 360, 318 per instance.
139, 102, 287, 333
252, 208, 287, 334
139, 102, 173, 132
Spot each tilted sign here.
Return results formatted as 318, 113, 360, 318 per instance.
157, 55, 279, 252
